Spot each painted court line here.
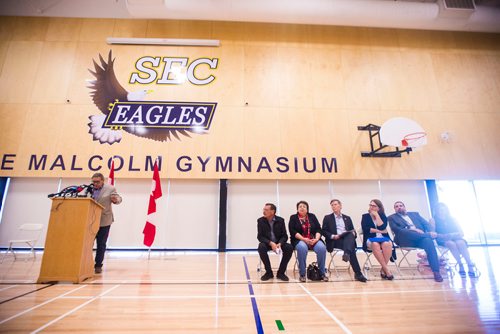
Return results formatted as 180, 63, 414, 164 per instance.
314, 288, 455, 297
0, 280, 34, 283
0, 284, 87, 325
30, 284, 120, 334
243, 256, 264, 334
88, 279, 250, 284
299, 283, 352, 334
55, 288, 458, 301
0, 285, 18, 292
0, 284, 55, 305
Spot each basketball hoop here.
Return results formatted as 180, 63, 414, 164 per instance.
402, 132, 426, 147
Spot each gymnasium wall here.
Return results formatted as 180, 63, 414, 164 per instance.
0, 17, 499, 180
0, 178, 429, 249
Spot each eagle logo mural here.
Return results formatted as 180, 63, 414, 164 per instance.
87, 50, 216, 145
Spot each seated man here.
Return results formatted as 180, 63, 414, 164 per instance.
322, 199, 367, 283
388, 201, 443, 282
257, 203, 293, 281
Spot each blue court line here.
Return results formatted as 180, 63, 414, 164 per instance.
242, 256, 264, 334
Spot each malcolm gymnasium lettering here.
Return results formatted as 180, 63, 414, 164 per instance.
0, 154, 338, 175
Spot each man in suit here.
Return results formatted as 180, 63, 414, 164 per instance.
91, 173, 122, 274
388, 201, 443, 282
257, 203, 293, 281
322, 199, 367, 282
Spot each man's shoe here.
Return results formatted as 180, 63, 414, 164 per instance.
261, 272, 274, 281
277, 273, 289, 282
433, 272, 443, 282
299, 275, 306, 282
342, 252, 350, 262
354, 273, 367, 283
94, 267, 102, 274
321, 275, 329, 282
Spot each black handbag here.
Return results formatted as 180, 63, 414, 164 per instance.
306, 262, 323, 281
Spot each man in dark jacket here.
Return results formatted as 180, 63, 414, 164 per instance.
257, 203, 293, 281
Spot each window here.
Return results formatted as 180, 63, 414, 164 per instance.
435, 181, 482, 244
436, 180, 500, 245
473, 180, 500, 244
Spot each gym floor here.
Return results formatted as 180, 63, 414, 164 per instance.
0, 246, 499, 333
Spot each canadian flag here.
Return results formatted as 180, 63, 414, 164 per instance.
108, 159, 115, 185
143, 160, 162, 247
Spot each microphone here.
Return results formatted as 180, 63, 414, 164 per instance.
47, 184, 94, 198
81, 183, 94, 197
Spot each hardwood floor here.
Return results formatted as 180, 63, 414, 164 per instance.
1, 247, 499, 333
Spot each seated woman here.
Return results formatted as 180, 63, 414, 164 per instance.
361, 199, 394, 280
431, 202, 476, 277
289, 200, 328, 282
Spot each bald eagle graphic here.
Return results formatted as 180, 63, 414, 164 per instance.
87, 50, 197, 144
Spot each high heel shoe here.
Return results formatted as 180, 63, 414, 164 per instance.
381, 270, 394, 280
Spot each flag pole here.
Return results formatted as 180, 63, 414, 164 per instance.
161, 178, 170, 259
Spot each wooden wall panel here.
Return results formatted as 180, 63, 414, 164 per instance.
79, 18, 115, 42
30, 41, 78, 104
45, 18, 82, 42
0, 41, 43, 103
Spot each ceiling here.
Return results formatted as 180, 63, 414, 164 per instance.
1, 0, 500, 33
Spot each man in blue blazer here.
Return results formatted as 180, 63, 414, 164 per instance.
388, 201, 443, 282
322, 199, 367, 282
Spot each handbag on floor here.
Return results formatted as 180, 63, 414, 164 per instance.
307, 262, 322, 281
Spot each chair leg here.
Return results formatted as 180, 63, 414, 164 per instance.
1, 243, 14, 263
26, 242, 35, 261
327, 251, 334, 277
10, 242, 16, 261
0, 245, 10, 264
362, 253, 371, 278
332, 251, 340, 278
293, 251, 298, 272
398, 249, 416, 276
327, 250, 352, 279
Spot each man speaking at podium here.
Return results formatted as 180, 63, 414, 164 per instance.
91, 172, 122, 274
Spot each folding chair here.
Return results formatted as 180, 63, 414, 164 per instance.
362, 250, 399, 278
293, 249, 315, 272
257, 250, 283, 272
327, 248, 351, 279
436, 243, 480, 278
360, 227, 399, 279
385, 228, 420, 277
395, 245, 421, 276
1, 223, 44, 263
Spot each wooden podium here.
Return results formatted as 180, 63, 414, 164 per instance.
38, 198, 103, 283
